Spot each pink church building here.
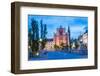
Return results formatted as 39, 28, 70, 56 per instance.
53, 26, 69, 47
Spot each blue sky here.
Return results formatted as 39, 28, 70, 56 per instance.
28, 15, 88, 39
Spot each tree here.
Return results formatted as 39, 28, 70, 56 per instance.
60, 43, 65, 50
75, 39, 79, 49
31, 18, 39, 55
43, 24, 47, 49
40, 20, 47, 49
28, 28, 32, 48
84, 26, 88, 33
54, 44, 60, 50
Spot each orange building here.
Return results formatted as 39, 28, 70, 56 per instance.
53, 26, 69, 47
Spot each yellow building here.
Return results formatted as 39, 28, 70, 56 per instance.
44, 39, 54, 51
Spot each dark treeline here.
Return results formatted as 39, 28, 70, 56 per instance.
28, 18, 47, 56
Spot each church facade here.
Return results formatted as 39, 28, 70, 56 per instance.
54, 26, 69, 47
44, 26, 70, 51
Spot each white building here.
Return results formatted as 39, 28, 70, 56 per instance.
79, 32, 88, 46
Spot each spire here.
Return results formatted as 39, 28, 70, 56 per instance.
68, 26, 70, 39
40, 19, 43, 39
68, 26, 70, 34
60, 25, 62, 28
68, 26, 71, 51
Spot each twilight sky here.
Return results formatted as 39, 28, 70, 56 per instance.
28, 15, 88, 39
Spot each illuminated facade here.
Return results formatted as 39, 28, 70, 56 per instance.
79, 32, 88, 46
54, 26, 69, 47
45, 26, 70, 51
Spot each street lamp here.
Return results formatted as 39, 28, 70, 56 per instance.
36, 52, 39, 56
39, 38, 42, 42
